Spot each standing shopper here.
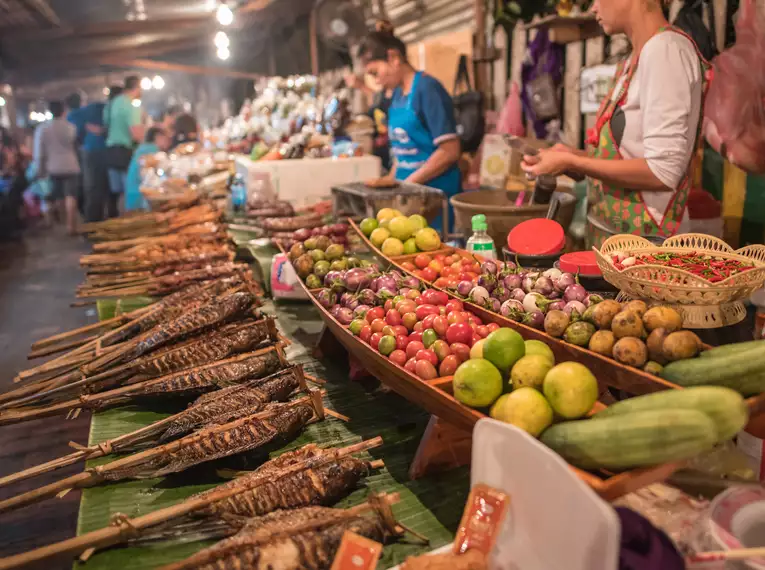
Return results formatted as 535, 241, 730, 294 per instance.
125, 127, 171, 211
358, 27, 461, 232
35, 101, 81, 234
522, 0, 709, 248
79, 95, 110, 222
104, 76, 144, 212
65, 92, 86, 215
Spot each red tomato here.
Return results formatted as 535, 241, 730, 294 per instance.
404, 358, 418, 374
415, 304, 440, 321
444, 255, 458, 265
402, 313, 418, 331
421, 289, 449, 306
486, 322, 500, 333
366, 307, 385, 323
432, 315, 449, 337
383, 299, 394, 312
392, 325, 408, 337
447, 311, 467, 325
419, 267, 437, 282
370, 318, 386, 334
408, 331, 423, 344
471, 263, 481, 273
428, 260, 444, 274
406, 340, 425, 359
471, 333, 482, 346
431, 339, 451, 362
450, 342, 471, 362
472, 315, 483, 325
476, 325, 489, 338
446, 323, 473, 345
413, 321, 424, 333
385, 309, 402, 326
416, 349, 439, 367
359, 325, 372, 344
469, 322, 478, 332
396, 300, 416, 314
439, 354, 460, 376
440, 267, 457, 278
415, 360, 438, 380
389, 349, 407, 366
370, 333, 383, 351
433, 277, 451, 289
414, 254, 432, 269
434, 254, 447, 262
401, 261, 416, 271
445, 299, 464, 314
458, 272, 474, 282
405, 289, 421, 301
461, 258, 474, 266
382, 325, 397, 337
422, 313, 437, 330
451, 261, 463, 270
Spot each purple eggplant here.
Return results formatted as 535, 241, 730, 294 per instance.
492, 286, 511, 303
554, 272, 576, 293
324, 271, 343, 287
563, 300, 587, 318
480, 260, 499, 276
563, 284, 587, 303
344, 268, 371, 292
510, 288, 526, 302
400, 275, 421, 290
357, 288, 376, 306
584, 293, 604, 307
468, 286, 490, 305
521, 274, 537, 293
548, 300, 566, 312
503, 273, 522, 290
477, 273, 497, 294
500, 299, 524, 319
315, 289, 335, 310
485, 297, 501, 312
335, 306, 354, 325
353, 304, 372, 319
456, 280, 473, 297
532, 276, 554, 296
524, 310, 545, 330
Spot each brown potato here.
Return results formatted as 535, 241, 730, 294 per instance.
611, 310, 646, 339
612, 337, 649, 368
589, 300, 622, 330
643, 306, 683, 333
622, 300, 648, 318
646, 328, 670, 364
663, 331, 701, 362
589, 330, 616, 356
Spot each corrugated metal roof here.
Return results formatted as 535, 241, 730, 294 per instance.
371, 0, 475, 43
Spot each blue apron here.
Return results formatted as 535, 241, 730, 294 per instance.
389, 72, 461, 233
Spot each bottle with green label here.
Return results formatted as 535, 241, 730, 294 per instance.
466, 214, 497, 260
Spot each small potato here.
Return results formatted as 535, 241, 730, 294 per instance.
612, 337, 649, 368
611, 310, 646, 339
544, 310, 570, 338
589, 300, 622, 330
589, 330, 616, 357
646, 328, 670, 364
643, 361, 664, 375
622, 300, 648, 318
663, 331, 701, 362
643, 306, 683, 333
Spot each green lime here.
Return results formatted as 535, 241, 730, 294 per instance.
483, 328, 525, 374
409, 214, 428, 232
524, 340, 555, 364
511, 354, 553, 391
403, 237, 418, 255
422, 328, 438, 348
453, 359, 503, 408
490, 388, 554, 437
359, 217, 379, 236
543, 362, 599, 420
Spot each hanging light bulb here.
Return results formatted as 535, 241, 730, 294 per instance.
0, 96, 5, 107
152, 75, 165, 90
132, 99, 142, 108
217, 46, 230, 60
216, 3, 233, 26
140, 77, 153, 90
45, 111, 53, 120
28, 111, 36, 121
214, 31, 229, 49
103, 87, 110, 96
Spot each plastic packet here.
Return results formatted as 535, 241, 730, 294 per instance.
453, 484, 509, 557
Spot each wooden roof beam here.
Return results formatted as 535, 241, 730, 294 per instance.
18, 0, 60, 27
102, 58, 261, 81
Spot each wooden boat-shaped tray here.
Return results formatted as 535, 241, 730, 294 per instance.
284, 255, 690, 500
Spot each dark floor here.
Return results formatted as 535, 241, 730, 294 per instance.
0, 228, 94, 565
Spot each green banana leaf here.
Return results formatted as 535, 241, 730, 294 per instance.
77, 300, 469, 570
96, 297, 156, 321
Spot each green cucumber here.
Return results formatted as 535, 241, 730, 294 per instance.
660, 350, 765, 395
700, 340, 765, 359
541, 409, 717, 470
593, 386, 748, 442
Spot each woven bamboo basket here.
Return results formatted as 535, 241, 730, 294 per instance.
594, 234, 765, 328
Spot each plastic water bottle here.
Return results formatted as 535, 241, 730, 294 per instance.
230, 173, 247, 213
466, 214, 497, 260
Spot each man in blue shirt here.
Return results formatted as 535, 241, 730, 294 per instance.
79, 95, 114, 222
66, 92, 86, 215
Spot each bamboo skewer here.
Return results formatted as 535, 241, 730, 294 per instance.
0, 439, 384, 570
27, 334, 99, 360
0, 391, 325, 514
29, 309, 147, 351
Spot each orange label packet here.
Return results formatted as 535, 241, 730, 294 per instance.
453, 483, 510, 556
331, 531, 384, 570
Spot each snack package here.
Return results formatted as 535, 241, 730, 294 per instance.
453, 484, 510, 557
270, 253, 309, 300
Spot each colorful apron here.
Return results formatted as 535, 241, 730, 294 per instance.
585, 27, 711, 249
389, 72, 461, 232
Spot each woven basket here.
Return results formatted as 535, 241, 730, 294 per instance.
594, 234, 765, 327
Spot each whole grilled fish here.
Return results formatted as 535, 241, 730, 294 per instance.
162, 506, 390, 570
104, 404, 314, 480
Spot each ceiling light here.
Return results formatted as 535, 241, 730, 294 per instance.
103, 87, 110, 96
28, 111, 36, 121
214, 31, 229, 48
126, 11, 135, 20
140, 77, 153, 90
132, 99, 142, 108
45, 111, 53, 120
206, 0, 217, 11
0, 96, 5, 107
152, 75, 165, 90
217, 46, 230, 60
216, 3, 233, 26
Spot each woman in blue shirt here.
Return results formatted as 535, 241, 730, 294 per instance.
125, 127, 170, 211
358, 28, 461, 232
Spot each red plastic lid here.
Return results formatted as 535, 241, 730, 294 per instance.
559, 251, 602, 276
507, 219, 565, 255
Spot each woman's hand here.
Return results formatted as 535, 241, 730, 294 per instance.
521, 147, 576, 177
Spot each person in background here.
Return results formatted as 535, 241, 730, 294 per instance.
0, 127, 27, 239
104, 76, 144, 212
35, 100, 81, 234
65, 92, 86, 215
125, 127, 171, 211
357, 26, 461, 232
78, 90, 111, 223
161, 105, 182, 137
172, 113, 199, 148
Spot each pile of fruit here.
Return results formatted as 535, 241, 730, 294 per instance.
543, 386, 748, 470
451, 329, 599, 437
399, 252, 483, 289
609, 249, 755, 283
359, 208, 442, 256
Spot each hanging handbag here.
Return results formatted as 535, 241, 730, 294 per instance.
526, 53, 561, 121
453, 54, 485, 153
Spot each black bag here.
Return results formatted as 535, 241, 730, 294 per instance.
453, 55, 485, 153
673, 0, 718, 62
104, 145, 133, 170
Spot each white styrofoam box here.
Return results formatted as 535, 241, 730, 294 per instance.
235, 155, 381, 207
